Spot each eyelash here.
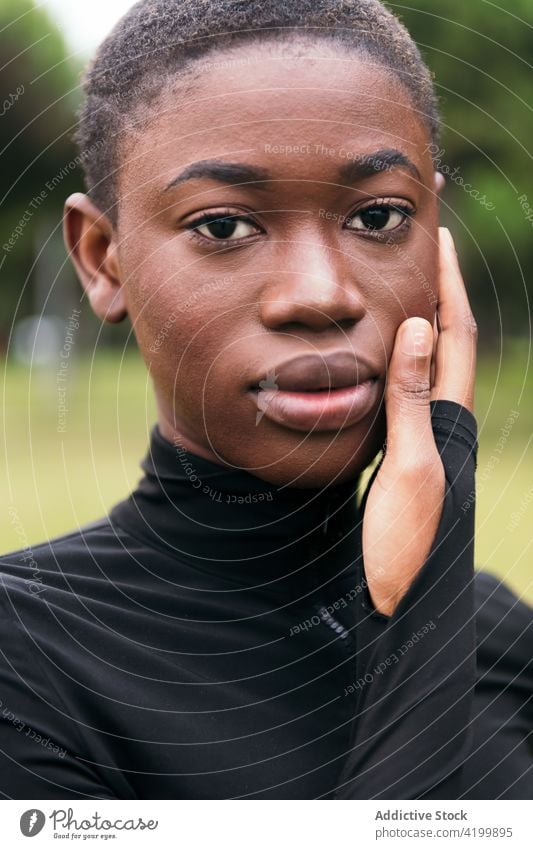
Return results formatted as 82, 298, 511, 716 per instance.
183, 199, 415, 247
349, 198, 415, 240
184, 208, 262, 247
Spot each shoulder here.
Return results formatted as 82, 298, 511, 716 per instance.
0, 511, 200, 648
474, 569, 533, 678
0, 515, 138, 621
474, 569, 532, 628
1, 516, 112, 580
0, 515, 160, 697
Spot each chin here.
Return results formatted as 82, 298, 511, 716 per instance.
221, 419, 385, 490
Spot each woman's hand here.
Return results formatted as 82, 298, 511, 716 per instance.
362, 227, 477, 617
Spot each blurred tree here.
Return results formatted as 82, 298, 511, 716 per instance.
395, 0, 533, 342
0, 0, 80, 347
0, 0, 531, 346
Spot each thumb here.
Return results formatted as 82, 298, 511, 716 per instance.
384, 317, 434, 464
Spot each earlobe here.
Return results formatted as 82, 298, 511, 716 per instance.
434, 171, 445, 195
63, 193, 128, 324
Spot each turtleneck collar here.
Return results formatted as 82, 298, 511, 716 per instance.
109, 425, 362, 589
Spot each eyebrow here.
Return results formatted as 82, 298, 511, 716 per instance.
338, 148, 421, 182
163, 148, 421, 192
164, 160, 271, 191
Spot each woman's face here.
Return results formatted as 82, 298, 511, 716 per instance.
115, 41, 440, 487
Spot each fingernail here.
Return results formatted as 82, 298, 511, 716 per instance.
440, 226, 456, 252
402, 318, 432, 356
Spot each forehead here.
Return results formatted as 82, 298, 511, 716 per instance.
119, 41, 432, 196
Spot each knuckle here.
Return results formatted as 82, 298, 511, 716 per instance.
460, 310, 478, 341
390, 378, 431, 407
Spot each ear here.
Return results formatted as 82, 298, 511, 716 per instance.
63, 193, 127, 323
434, 171, 445, 195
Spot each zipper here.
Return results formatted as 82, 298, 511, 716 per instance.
313, 603, 354, 648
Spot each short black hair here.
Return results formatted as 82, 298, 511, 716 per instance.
76, 0, 440, 223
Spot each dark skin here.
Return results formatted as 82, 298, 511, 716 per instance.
65, 42, 477, 614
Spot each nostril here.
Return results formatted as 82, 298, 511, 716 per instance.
336, 318, 357, 331
273, 318, 357, 334
275, 321, 314, 334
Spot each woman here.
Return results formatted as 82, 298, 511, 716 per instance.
0, 0, 531, 799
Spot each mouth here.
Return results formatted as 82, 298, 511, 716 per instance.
248, 351, 381, 432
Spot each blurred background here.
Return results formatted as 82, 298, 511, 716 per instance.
1, 0, 531, 601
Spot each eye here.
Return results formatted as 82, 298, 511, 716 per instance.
185, 209, 262, 243
346, 201, 414, 234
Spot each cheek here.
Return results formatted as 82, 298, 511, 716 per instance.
394, 262, 438, 321
363, 240, 438, 359
373, 235, 438, 320
130, 283, 248, 419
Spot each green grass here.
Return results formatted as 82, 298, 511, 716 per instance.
470, 338, 532, 604
1, 348, 156, 549
1, 341, 531, 604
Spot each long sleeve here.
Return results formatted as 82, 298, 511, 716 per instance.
334, 400, 479, 799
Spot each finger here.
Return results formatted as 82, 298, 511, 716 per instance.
432, 227, 477, 411
384, 317, 435, 465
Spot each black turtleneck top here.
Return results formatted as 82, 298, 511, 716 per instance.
0, 401, 531, 799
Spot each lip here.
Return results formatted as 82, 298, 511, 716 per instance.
249, 351, 381, 432
256, 350, 375, 392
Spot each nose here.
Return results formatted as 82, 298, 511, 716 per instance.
259, 238, 365, 333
